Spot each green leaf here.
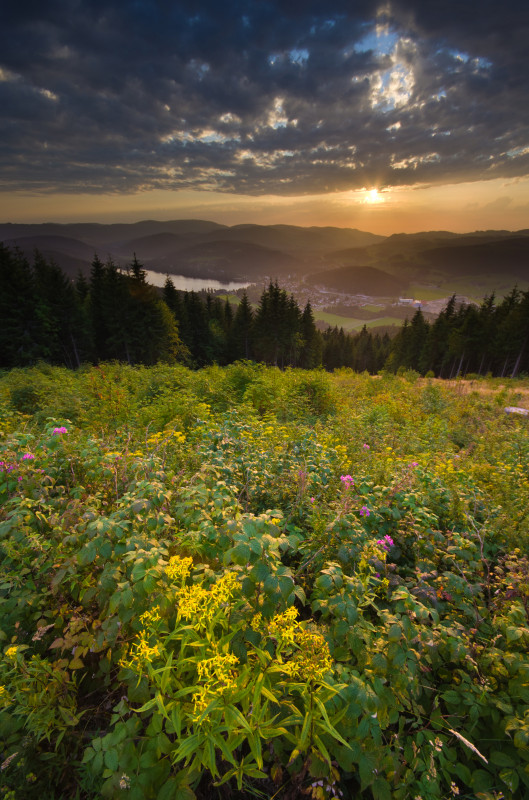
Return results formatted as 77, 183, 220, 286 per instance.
452, 762, 472, 785
490, 750, 515, 767
103, 748, 119, 772
230, 543, 251, 565
499, 768, 519, 792
251, 562, 269, 582
372, 776, 392, 800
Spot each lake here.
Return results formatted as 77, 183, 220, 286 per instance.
143, 270, 251, 292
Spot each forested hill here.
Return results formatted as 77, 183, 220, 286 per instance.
1, 244, 529, 378
3, 219, 528, 287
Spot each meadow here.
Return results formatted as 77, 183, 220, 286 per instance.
1, 362, 529, 800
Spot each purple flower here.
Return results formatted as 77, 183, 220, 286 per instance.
340, 474, 354, 487
409, 461, 418, 467
360, 505, 370, 517
376, 535, 394, 551
52, 426, 68, 435
310, 497, 315, 503
22, 453, 35, 460
362, 443, 370, 450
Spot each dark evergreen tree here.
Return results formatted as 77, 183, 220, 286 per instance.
299, 302, 322, 368
229, 293, 254, 361
0, 246, 40, 367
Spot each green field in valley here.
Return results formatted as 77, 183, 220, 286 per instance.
314, 311, 405, 330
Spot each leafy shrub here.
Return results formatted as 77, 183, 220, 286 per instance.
0, 364, 528, 799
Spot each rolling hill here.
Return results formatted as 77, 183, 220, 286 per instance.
1, 220, 528, 294
306, 265, 408, 296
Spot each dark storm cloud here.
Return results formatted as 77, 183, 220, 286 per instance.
1, 0, 528, 195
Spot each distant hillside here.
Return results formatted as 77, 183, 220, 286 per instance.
1, 235, 97, 278
2, 221, 528, 293
0, 219, 227, 247
0, 219, 383, 280
307, 265, 408, 296
207, 224, 383, 256
422, 237, 529, 278
116, 232, 187, 261
324, 229, 529, 287
156, 239, 300, 280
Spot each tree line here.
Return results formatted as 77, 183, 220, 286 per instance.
387, 290, 529, 378
1, 245, 528, 377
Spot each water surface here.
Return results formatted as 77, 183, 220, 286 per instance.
143, 269, 251, 292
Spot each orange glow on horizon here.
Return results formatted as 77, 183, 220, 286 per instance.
0, 176, 528, 235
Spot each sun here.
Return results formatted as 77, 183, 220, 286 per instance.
365, 188, 384, 204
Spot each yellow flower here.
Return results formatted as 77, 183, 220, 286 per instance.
5, 646, 19, 661
196, 650, 239, 689
139, 606, 161, 626
268, 607, 299, 644
284, 629, 333, 682
166, 555, 193, 582
210, 572, 239, 604
250, 612, 263, 632
119, 632, 162, 673
0, 685, 10, 706
175, 571, 239, 626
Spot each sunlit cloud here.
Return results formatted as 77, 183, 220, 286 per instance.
0, 0, 527, 230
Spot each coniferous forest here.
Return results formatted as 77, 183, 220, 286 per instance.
2, 244, 529, 377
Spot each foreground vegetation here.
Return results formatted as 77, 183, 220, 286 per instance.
1, 362, 529, 799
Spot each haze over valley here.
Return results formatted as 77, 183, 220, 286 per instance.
2, 218, 528, 333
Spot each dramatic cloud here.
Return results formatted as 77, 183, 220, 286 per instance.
1, 0, 528, 197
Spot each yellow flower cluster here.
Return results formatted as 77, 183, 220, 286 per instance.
267, 608, 333, 683
103, 450, 144, 460
268, 606, 299, 644
139, 606, 161, 626
250, 612, 263, 631
282, 629, 334, 683
166, 555, 193, 582
197, 650, 239, 689
146, 430, 186, 447
0, 685, 9, 706
4, 646, 19, 661
175, 571, 240, 627
119, 632, 162, 673
103, 450, 122, 460
192, 647, 239, 718
334, 443, 352, 470
210, 571, 239, 604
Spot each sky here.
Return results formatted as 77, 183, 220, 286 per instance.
1, 0, 528, 234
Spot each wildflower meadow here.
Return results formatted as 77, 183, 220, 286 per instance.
1, 362, 529, 799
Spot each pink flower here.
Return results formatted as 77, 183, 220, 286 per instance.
340, 474, 354, 487
22, 453, 35, 460
362, 443, 370, 450
310, 497, 315, 503
360, 505, 370, 517
376, 535, 394, 551
52, 426, 68, 435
